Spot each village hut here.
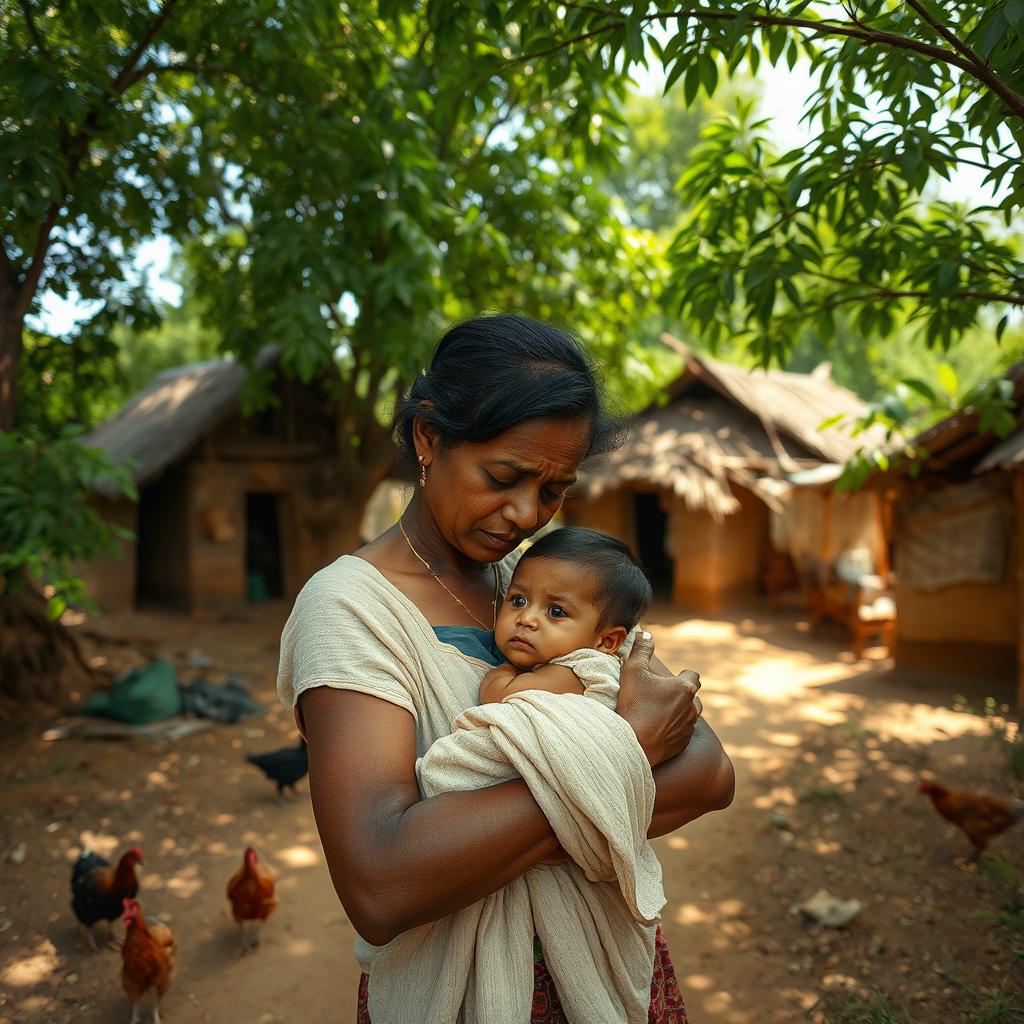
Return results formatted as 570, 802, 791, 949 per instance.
869, 361, 1024, 704
79, 347, 355, 616
563, 337, 891, 620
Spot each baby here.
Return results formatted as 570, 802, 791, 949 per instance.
480, 527, 652, 704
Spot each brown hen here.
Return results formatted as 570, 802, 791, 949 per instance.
919, 779, 1024, 861
120, 898, 175, 1024
226, 846, 278, 952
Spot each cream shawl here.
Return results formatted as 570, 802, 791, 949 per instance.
277, 556, 664, 1023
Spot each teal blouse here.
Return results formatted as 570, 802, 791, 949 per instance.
432, 625, 503, 667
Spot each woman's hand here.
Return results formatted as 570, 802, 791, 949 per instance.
617, 631, 703, 767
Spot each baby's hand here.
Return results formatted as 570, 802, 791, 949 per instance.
479, 663, 520, 704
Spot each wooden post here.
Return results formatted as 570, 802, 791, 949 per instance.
1015, 470, 1024, 711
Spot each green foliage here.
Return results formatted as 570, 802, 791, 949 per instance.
440, 0, 1024, 464
598, 89, 708, 235
954, 695, 1024, 781
0, 428, 136, 617
810, 988, 913, 1024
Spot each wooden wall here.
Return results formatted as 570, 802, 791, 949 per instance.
75, 497, 138, 612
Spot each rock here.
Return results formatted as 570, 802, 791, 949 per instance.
770, 810, 793, 831
8, 843, 26, 864
798, 889, 862, 928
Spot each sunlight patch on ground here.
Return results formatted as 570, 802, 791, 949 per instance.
752, 785, 796, 809
285, 937, 317, 957
671, 902, 709, 926
276, 845, 320, 868
682, 972, 713, 991
1, 941, 59, 987
74, 830, 120, 858
663, 835, 688, 850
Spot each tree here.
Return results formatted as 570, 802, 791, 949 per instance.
1, 0, 667, 698
448, 1, 1023, 424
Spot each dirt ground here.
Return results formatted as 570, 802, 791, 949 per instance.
1, 603, 1021, 1024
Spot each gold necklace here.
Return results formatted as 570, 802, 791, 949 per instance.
399, 518, 500, 630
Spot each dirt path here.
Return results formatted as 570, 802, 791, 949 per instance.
1, 605, 1020, 1023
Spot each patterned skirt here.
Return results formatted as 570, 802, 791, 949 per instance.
356, 925, 688, 1023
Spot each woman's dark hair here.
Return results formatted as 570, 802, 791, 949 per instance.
392, 314, 622, 471
515, 527, 652, 631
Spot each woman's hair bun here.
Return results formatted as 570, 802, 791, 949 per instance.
391, 314, 622, 473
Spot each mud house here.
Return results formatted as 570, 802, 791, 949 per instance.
80, 348, 357, 616
563, 338, 890, 618
870, 361, 1024, 704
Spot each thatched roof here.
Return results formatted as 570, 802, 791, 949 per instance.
868, 359, 1024, 482
978, 426, 1024, 472
85, 347, 279, 498
660, 335, 890, 463
578, 338, 885, 519
579, 396, 818, 519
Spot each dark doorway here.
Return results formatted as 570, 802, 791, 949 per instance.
136, 464, 190, 610
634, 492, 673, 599
245, 493, 284, 601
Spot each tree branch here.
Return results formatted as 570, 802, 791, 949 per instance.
0, 239, 17, 292
110, 0, 180, 93
513, 5, 1024, 121
16, 0, 181, 315
18, 0, 53, 63
902, 0, 988, 72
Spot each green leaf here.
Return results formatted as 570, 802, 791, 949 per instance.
937, 362, 958, 397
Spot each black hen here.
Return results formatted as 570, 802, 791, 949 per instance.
246, 738, 308, 803
70, 847, 143, 950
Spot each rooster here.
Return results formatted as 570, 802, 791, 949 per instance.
226, 846, 278, 952
246, 738, 308, 803
121, 898, 175, 1024
70, 847, 143, 950
918, 780, 1024, 861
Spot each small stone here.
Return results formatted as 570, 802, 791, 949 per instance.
912, 991, 927, 1002
45, 822, 60, 834
65, 974, 78, 984
8, 843, 26, 864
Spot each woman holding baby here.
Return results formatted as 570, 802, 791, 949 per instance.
277, 314, 735, 1023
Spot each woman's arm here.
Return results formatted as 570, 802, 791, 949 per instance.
617, 635, 736, 837
301, 686, 561, 947
649, 718, 735, 838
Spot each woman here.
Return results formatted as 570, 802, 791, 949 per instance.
278, 315, 735, 1022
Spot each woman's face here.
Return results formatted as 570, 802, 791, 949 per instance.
416, 416, 591, 563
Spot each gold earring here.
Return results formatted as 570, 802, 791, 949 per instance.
418, 455, 427, 488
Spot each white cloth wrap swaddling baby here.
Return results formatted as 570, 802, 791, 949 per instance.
365, 637, 665, 1024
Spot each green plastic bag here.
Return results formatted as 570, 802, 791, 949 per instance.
82, 660, 182, 724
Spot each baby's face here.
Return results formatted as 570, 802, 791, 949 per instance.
495, 556, 621, 668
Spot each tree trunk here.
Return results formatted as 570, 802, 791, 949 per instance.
0, 296, 24, 432
0, 585, 95, 722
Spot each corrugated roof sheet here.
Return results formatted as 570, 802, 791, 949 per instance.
84, 347, 279, 498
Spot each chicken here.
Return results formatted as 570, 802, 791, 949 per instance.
70, 847, 143, 950
120, 898, 175, 1024
246, 738, 308, 803
226, 846, 278, 952
918, 780, 1024, 861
